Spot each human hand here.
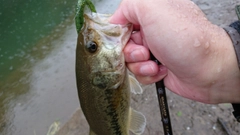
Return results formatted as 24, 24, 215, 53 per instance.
110, 0, 240, 103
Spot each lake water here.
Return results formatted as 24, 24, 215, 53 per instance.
0, 0, 121, 134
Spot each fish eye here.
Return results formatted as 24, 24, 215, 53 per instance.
86, 41, 98, 53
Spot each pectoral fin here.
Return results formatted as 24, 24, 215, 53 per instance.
129, 75, 143, 94
129, 108, 146, 135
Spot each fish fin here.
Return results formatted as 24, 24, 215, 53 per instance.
129, 108, 146, 135
129, 75, 143, 94
89, 129, 97, 135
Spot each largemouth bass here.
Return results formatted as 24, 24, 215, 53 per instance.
75, 13, 146, 135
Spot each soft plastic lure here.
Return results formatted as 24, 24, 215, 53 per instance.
75, 0, 97, 33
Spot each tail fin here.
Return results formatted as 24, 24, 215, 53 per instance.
129, 108, 146, 135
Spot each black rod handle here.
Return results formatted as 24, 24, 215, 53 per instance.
150, 53, 173, 135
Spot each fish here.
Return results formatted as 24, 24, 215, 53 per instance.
75, 13, 146, 135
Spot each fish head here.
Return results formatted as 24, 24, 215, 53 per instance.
76, 13, 133, 89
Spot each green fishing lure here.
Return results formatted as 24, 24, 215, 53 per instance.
75, 0, 97, 33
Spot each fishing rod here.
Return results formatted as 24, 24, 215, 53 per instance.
150, 53, 173, 135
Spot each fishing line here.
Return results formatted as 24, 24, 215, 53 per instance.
150, 53, 173, 135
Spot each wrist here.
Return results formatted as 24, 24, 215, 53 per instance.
203, 25, 240, 103
224, 19, 240, 122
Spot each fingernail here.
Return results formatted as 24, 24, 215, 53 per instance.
130, 49, 146, 62
159, 65, 167, 72
140, 64, 154, 75
130, 50, 138, 61
159, 65, 167, 76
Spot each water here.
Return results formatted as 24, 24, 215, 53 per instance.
193, 38, 201, 47
0, 0, 121, 135
0, 0, 75, 80
204, 42, 209, 49
0, 1, 77, 134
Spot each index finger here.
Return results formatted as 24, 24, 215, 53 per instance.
109, 0, 140, 27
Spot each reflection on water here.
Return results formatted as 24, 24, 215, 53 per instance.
0, 0, 121, 134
